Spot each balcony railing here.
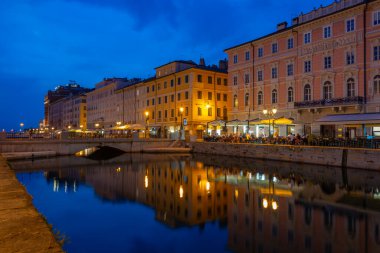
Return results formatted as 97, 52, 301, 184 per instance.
294, 96, 364, 108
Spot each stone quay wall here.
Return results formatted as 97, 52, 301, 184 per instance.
189, 142, 380, 170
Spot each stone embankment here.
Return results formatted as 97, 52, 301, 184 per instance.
0, 155, 63, 253
189, 142, 380, 170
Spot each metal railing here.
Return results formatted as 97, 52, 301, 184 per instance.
294, 96, 364, 108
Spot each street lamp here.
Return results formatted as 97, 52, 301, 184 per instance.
145, 111, 149, 138
20, 122, 24, 132
263, 108, 277, 138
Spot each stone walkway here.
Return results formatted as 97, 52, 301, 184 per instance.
0, 156, 63, 253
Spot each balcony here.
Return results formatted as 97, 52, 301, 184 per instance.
294, 96, 364, 108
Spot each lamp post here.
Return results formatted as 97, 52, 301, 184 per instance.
145, 111, 149, 138
20, 122, 24, 132
263, 108, 277, 138
179, 107, 184, 140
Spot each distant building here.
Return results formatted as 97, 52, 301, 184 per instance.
225, 0, 380, 138
87, 78, 141, 129
44, 82, 91, 128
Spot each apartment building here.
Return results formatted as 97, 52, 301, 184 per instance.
225, 0, 380, 138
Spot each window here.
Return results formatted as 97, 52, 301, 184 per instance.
374, 46, 380, 61
146, 86, 150, 93
208, 92, 212, 100
158, 97, 161, 104
185, 91, 189, 99
287, 64, 294, 76
217, 108, 221, 117
245, 93, 249, 106
185, 107, 188, 116
233, 54, 238, 64
257, 91, 263, 105
245, 51, 250, 61
152, 85, 155, 91
374, 75, 380, 94
152, 98, 155, 105
198, 107, 202, 116
272, 43, 278, 53
171, 94, 174, 102
324, 26, 331, 39
208, 107, 212, 116
304, 32, 311, 44
164, 110, 168, 118
146, 100, 149, 106
177, 77, 181, 85
208, 76, 212, 84
258, 47, 263, 57
233, 95, 238, 108
165, 96, 168, 103
217, 93, 221, 101
346, 18, 355, 32
197, 91, 202, 99
304, 60, 311, 73
233, 75, 238, 85
158, 111, 161, 119
245, 74, 250, 84
258, 70, 263, 81
197, 75, 202, 82
304, 84, 311, 101
217, 78, 221, 85
347, 78, 356, 97
272, 89, 278, 104
323, 81, 332, 100
324, 56, 332, 69
185, 75, 189, 83
177, 93, 181, 101
157, 83, 161, 90
288, 87, 294, 102
346, 52, 355, 65
287, 38, 294, 49
223, 78, 228, 86
271, 67, 278, 79
374, 11, 380, 26
164, 81, 167, 88
171, 109, 174, 117
170, 79, 174, 87
223, 94, 227, 101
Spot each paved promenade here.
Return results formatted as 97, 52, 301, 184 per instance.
0, 155, 62, 253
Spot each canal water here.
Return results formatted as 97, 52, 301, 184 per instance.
10, 153, 380, 253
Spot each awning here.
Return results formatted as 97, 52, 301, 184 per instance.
206, 119, 226, 127
129, 124, 145, 130
316, 113, 380, 125
226, 119, 247, 126
259, 117, 294, 125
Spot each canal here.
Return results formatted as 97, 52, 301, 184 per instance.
9, 153, 380, 253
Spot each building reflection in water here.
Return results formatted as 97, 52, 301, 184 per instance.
18, 154, 380, 253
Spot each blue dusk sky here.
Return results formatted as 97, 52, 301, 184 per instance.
0, 0, 332, 131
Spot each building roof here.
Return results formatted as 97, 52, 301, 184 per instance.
154, 60, 196, 69
224, 0, 369, 52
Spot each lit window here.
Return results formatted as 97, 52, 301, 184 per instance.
245, 93, 249, 106
233, 95, 238, 108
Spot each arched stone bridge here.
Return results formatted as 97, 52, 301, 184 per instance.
0, 138, 175, 155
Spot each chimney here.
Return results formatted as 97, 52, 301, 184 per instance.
276, 21, 288, 31
199, 57, 205, 66
219, 59, 228, 71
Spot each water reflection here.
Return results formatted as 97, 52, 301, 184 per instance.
12, 154, 380, 253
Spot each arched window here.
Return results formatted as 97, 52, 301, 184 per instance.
272, 89, 278, 104
304, 84, 311, 101
323, 81, 332, 100
374, 75, 380, 94
347, 78, 355, 97
245, 93, 249, 106
288, 87, 294, 102
233, 95, 238, 108
258, 91, 263, 105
